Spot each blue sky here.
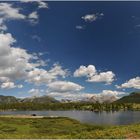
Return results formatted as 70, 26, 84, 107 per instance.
0, 1, 140, 100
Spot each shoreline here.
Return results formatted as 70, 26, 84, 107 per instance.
0, 115, 59, 118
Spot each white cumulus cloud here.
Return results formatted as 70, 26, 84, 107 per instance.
27, 64, 68, 85
0, 32, 68, 89
47, 81, 84, 93
101, 90, 126, 96
0, 33, 37, 81
37, 1, 48, 9
74, 65, 115, 84
0, 2, 46, 31
21, 0, 48, 9
1, 81, 23, 89
0, 3, 26, 20
116, 77, 140, 89
0, 2, 26, 31
87, 71, 115, 84
82, 13, 104, 22
74, 65, 96, 77
28, 11, 39, 25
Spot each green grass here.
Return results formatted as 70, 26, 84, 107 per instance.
0, 117, 139, 139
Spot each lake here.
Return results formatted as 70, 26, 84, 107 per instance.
0, 110, 140, 125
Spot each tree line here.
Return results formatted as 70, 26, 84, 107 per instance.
0, 102, 139, 111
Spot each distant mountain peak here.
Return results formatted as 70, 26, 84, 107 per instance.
86, 95, 118, 103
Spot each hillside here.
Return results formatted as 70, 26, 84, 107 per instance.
115, 92, 140, 103
20, 96, 59, 103
0, 117, 139, 139
0, 95, 18, 104
0, 95, 59, 104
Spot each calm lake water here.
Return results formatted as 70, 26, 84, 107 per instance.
0, 110, 140, 125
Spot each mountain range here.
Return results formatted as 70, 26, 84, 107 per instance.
0, 91, 139, 104
0, 95, 58, 104
85, 95, 118, 103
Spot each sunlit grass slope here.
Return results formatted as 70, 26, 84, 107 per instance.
0, 117, 139, 139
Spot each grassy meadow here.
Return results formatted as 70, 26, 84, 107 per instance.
0, 116, 139, 139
